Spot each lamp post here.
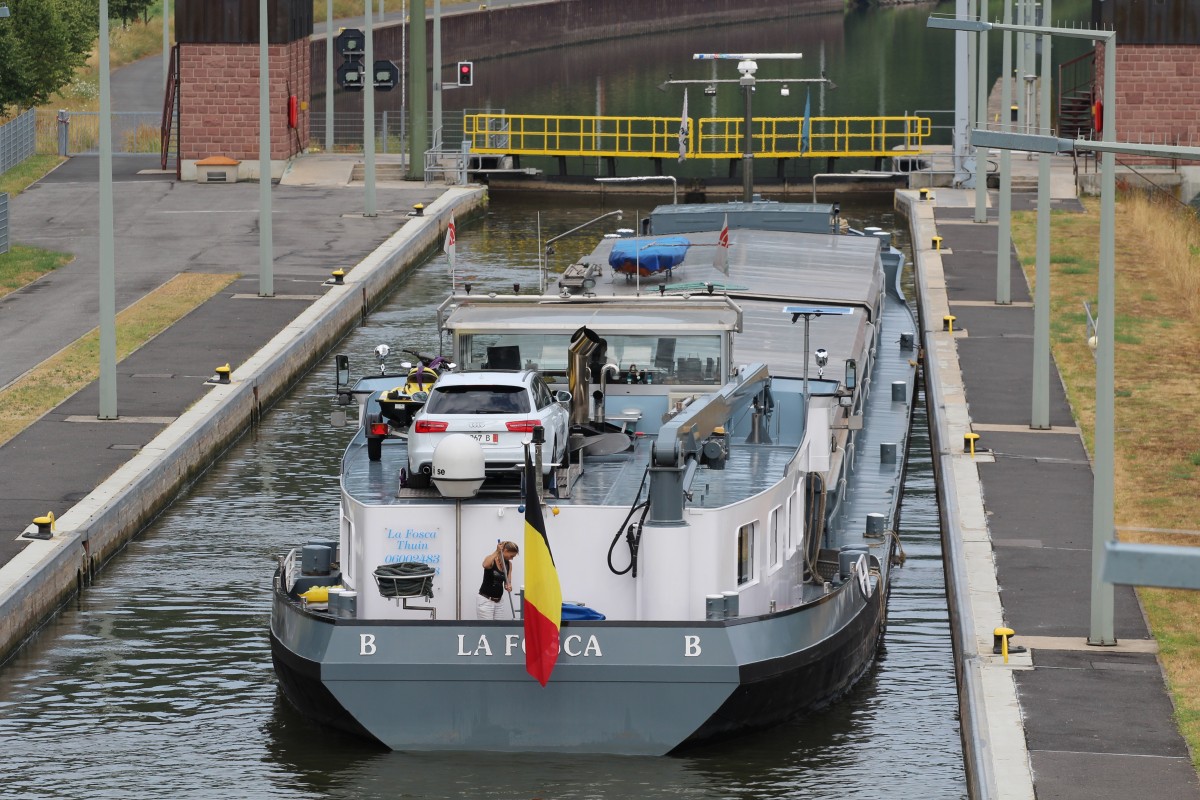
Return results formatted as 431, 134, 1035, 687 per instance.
930, 14, 1120, 646
258, 0, 274, 296
326, 0, 333, 151
785, 307, 853, 399
363, 0, 377, 216
99, 0, 117, 418
670, 54, 827, 203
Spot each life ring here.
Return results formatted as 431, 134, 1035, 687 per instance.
1092, 99, 1103, 135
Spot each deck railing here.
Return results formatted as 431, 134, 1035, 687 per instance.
464, 113, 932, 159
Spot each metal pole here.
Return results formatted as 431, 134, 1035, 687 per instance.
996, 0, 1013, 304
973, 5, 988, 223
1015, 0, 1026, 130
407, 0, 427, 180
432, 0, 442, 151
741, 73, 753, 203
162, 0, 170, 90
363, 0, 377, 216
801, 315, 810, 398
1089, 37, 1117, 646
953, 0, 970, 186
325, 0, 334, 151
1031, 0, 1051, 429
99, 0, 117, 419
378, 0, 384, 21
966, 0, 977, 136
258, 0, 274, 296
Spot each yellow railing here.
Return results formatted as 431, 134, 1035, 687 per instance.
463, 113, 931, 159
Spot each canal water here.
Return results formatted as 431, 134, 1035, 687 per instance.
0, 195, 964, 798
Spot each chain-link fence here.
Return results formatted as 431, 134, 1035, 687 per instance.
0, 109, 37, 173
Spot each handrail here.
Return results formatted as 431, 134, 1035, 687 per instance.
160, 45, 178, 175
463, 113, 932, 160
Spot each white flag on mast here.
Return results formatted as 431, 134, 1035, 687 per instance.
678, 89, 689, 163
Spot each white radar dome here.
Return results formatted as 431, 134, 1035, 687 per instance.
431, 434, 486, 498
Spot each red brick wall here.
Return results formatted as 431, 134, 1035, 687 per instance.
179, 39, 310, 163
1096, 43, 1199, 162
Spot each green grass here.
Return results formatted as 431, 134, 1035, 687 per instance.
0, 155, 65, 196
0, 245, 72, 300
0, 154, 73, 299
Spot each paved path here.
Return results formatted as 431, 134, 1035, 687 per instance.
0, 154, 443, 563
917, 159, 1200, 798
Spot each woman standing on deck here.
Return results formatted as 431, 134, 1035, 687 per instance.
478, 541, 519, 619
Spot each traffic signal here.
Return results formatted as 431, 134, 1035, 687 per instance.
337, 61, 365, 92
457, 61, 473, 87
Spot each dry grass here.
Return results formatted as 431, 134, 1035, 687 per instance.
1010, 190, 1200, 766
0, 273, 237, 447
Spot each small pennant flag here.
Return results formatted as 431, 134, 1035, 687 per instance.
715, 213, 729, 275
678, 88, 689, 163
445, 217, 457, 292
522, 453, 562, 686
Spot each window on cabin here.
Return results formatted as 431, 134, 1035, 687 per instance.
769, 507, 781, 568
737, 522, 755, 586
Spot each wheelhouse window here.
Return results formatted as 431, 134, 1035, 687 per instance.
737, 522, 755, 586
458, 333, 724, 386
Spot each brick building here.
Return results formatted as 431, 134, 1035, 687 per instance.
1092, 0, 1200, 194
175, 0, 312, 181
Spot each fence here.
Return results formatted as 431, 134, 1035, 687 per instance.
0, 192, 8, 255
0, 109, 37, 174
34, 111, 162, 156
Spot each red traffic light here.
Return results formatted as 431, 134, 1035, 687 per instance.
457, 61, 473, 87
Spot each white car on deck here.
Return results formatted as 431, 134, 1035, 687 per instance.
405, 371, 570, 488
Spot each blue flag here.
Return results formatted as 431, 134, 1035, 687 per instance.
801, 89, 811, 155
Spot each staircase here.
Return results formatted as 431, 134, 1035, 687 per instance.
1057, 49, 1096, 140
160, 45, 179, 176
349, 161, 408, 182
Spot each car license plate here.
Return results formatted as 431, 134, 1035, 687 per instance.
470, 433, 499, 444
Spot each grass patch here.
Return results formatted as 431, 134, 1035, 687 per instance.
0, 155, 66, 196
0, 154, 74, 299
0, 246, 73, 301
0, 273, 237, 447
1010, 189, 1200, 769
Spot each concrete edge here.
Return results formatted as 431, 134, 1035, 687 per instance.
0, 185, 488, 664
898, 189, 1035, 800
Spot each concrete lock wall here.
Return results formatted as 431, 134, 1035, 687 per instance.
0, 189, 486, 664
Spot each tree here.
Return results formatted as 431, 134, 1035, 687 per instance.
0, 0, 98, 116
109, 0, 152, 28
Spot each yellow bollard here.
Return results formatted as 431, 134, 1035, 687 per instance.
213, 363, 232, 384
330, 268, 345, 285
964, 432, 980, 457
919, 187, 930, 201
931, 235, 943, 251
943, 314, 956, 333
412, 203, 425, 217
994, 626, 1016, 663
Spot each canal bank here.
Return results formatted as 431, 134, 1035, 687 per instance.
0, 154, 484, 663
901, 158, 1200, 799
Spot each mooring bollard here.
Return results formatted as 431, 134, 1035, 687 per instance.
964, 432, 980, 457
943, 314, 956, 333
931, 235, 943, 251
329, 268, 345, 285
210, 363, 232, 384
919, 187, 930, 201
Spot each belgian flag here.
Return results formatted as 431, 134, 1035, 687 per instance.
523, 454, 562, 686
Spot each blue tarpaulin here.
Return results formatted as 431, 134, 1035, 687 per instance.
608, 236, 690, 275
